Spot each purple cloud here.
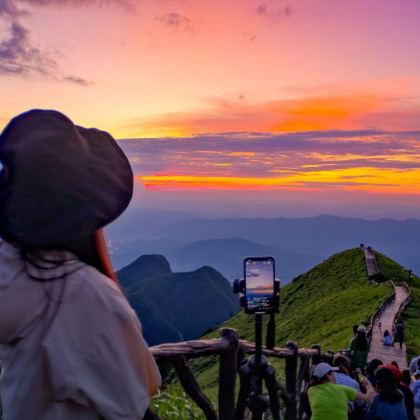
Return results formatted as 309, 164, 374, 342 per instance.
256, 3, 291, 23
17, 0, 134, 10
0, 21, 58, 76
0, 0, 133, 82
0, 0, 25, 17
156, 12, 194, 31
117, 130, 420, 178
63, 75, 92, 86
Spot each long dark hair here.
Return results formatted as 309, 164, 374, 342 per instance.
401, 369, 411, 386
354, 330, 369, 351
375, 367, 403, 403
18, 229, 118, 285
66, 230, 118, 283
366, 359, 383, 386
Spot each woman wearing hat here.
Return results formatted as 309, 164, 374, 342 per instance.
307, 362, 372, 420
0, 110, 161, 419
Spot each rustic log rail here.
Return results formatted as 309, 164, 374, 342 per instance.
392, 281, 412, 334
150, 329, 342, 420
150, 282, 412, 419
367, 282, 411, 368
366, 281, 395, 338
148, 255, 412, 419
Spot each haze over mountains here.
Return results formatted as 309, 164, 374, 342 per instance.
165, 238, 320, 282
106, 211, 420, 281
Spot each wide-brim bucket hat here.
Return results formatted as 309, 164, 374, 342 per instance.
0, 109, 133, 247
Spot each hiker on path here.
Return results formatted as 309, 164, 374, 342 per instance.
382, 330, 393, 346
365, 359, 383, 387
0, 110, 161, 420
307, 362, 372, 420
365, 367, 408, 420
349, 325, 370, 371
380, 364, 416, 420
352, 324, 359, 338
409, 355, 420, 376
410, 367, 420, 409
332, 355, 364, 420
393, 321, 405, 349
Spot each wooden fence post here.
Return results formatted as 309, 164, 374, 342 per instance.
285, 341, 298, 420
311, 344, 322, 365
324, 350, 334, 365
173, 356, 218, 420
218, 328, 239, 420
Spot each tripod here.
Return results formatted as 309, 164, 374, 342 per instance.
235, 314, 281, 420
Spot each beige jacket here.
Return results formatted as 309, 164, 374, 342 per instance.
0, 240, 161, 420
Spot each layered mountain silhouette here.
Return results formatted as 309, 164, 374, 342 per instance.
117, 255, 239, 345
155, 215, 420, 275
165, 237, 321, 283
107, 214, 420, 277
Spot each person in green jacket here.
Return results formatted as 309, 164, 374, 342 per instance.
349, 325, 371, 370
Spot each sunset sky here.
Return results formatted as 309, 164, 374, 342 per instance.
1, 0, 420, 218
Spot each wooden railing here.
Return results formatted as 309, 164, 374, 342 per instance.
392, 281, 412, 334
364, 280, 411, 339
150, 328, 347, 420
366, 281, 395, 338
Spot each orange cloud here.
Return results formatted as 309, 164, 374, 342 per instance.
138, 167, 420, 194
122, 92, 406, 137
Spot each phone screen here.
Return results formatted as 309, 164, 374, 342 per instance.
244, 257, 275, 313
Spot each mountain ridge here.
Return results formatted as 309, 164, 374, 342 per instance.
117, 255, 239, 345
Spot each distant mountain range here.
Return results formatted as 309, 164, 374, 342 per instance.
165, 237, 321, 283
154, 215, 420, 276
117, 255, 239, 346
107, 213, 420, 280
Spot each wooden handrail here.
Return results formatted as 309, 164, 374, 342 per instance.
392, 281, 412, 334
366, 281, 395, 338
151, 338, 321, 361
149, 329, 342, 420
149, 271, 413, 419
151, 337, 231, 359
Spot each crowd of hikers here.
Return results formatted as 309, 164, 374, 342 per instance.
304, 323, 420, 420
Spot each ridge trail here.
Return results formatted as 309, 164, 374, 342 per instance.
367, 285, 409, 368
363, 246, 380, 276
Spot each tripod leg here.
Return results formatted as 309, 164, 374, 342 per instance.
263, 367, 282, 420
252, 412, 263, 420
235, 370, 250, 420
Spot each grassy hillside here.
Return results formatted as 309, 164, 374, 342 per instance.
375, 252, 420, 358
189, 248, 391, 400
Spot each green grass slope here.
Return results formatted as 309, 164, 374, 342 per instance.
191, 248, 391, 399
375, 252, 420, 359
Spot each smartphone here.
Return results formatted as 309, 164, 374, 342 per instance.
244, 256, 275, 314
355, 368, 364, 384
